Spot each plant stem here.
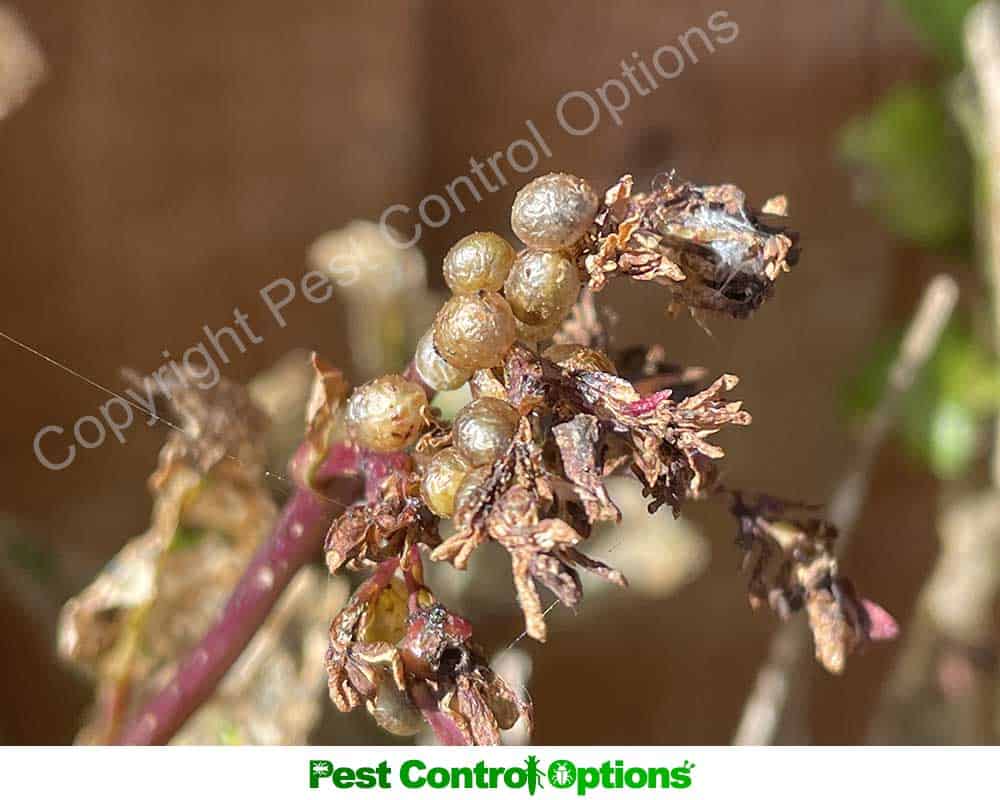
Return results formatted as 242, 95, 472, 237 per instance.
864, 4, 1000, 744
732, 274, 959, 745
966, 1, 1000, 488
115, 444, 363, 745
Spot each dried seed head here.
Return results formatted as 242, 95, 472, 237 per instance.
420, 447, 472, 518
345, 374, 427, 452
511, 172, 598, 250
413, 329, 471, 392
433, 291, 517, 371
443, 232, 515, 294
452, 397, 519, 467
542, 343, 617, 374
504, 249, 580, 327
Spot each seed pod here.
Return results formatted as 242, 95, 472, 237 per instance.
452, 397, 519, 466
514, 314, 565, 345
542, 343, 617, 374
453, 465, 491, 517
413, 329, 471, 392
433, 291, 517, 371
420, 447, 472, 518
345, 374, 427, 452
504, 249, 580, 327
443, 232, 515, 294
510, 172, 598, 250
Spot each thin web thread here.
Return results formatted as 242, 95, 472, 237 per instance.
0, 329, 352, 512
503, 530, 627, 651
2, 329, 615, 672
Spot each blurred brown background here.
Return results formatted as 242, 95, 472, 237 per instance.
0, 0, 953, 744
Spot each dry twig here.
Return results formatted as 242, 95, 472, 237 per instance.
733, 274, 959, 745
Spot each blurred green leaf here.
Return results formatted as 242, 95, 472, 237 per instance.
925, 399, 978, 477
845, 323, 1000, 479
839, 84, 971, 249
893, 0, 978, 69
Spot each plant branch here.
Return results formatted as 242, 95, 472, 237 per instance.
114, 347, 440, 746
863, 5, 1000, 744
966, 0, 1000, 488
115, 443, 363, 745
867, 487, 1000, 743
732, 273, 959, 745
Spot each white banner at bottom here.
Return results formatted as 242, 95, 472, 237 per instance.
0, 745, 992, 799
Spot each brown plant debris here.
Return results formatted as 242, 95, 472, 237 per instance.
325, 553, 531, 743
579, 174, 799, 317
730, 492, 899, 674
58, 374, 278, 742
67, 167, 897, 749
324, 467, 440, 574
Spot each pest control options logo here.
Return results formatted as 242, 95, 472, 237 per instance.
308, 756, 695, 795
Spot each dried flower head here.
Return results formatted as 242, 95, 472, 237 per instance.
70, 169, 895, 748
324, 465, 440, 574
325, 552, 531, 743
580, 174, 799, 318
730, 492, 898, 673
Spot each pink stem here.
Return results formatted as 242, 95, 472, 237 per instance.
115, 367, 440, 745
115, 444, 363, 745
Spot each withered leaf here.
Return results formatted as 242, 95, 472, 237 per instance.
324, 470, 439, 574
486, 487, 625, 642
552, 414, 620, 523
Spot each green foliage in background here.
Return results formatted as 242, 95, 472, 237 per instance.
847, 324, 1000, 478
839, 84, 971, 250
893, 0, 979, 69
837, 1, 999, 483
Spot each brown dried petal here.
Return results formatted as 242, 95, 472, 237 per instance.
324, 471, 440, 574
552, 289, 615, 351
452, 675, 502, 745
805, 587, 859, 675
304, 354, 349, 450
553, 415, 620, 523
731, 495, 896, 673
325, 564, 406, 711
445, 667, 531, 745
487, 487, 625, 641
432, 417, 552, 570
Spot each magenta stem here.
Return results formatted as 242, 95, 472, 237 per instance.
115, 368, 441, 745
115, 446, 363, 745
